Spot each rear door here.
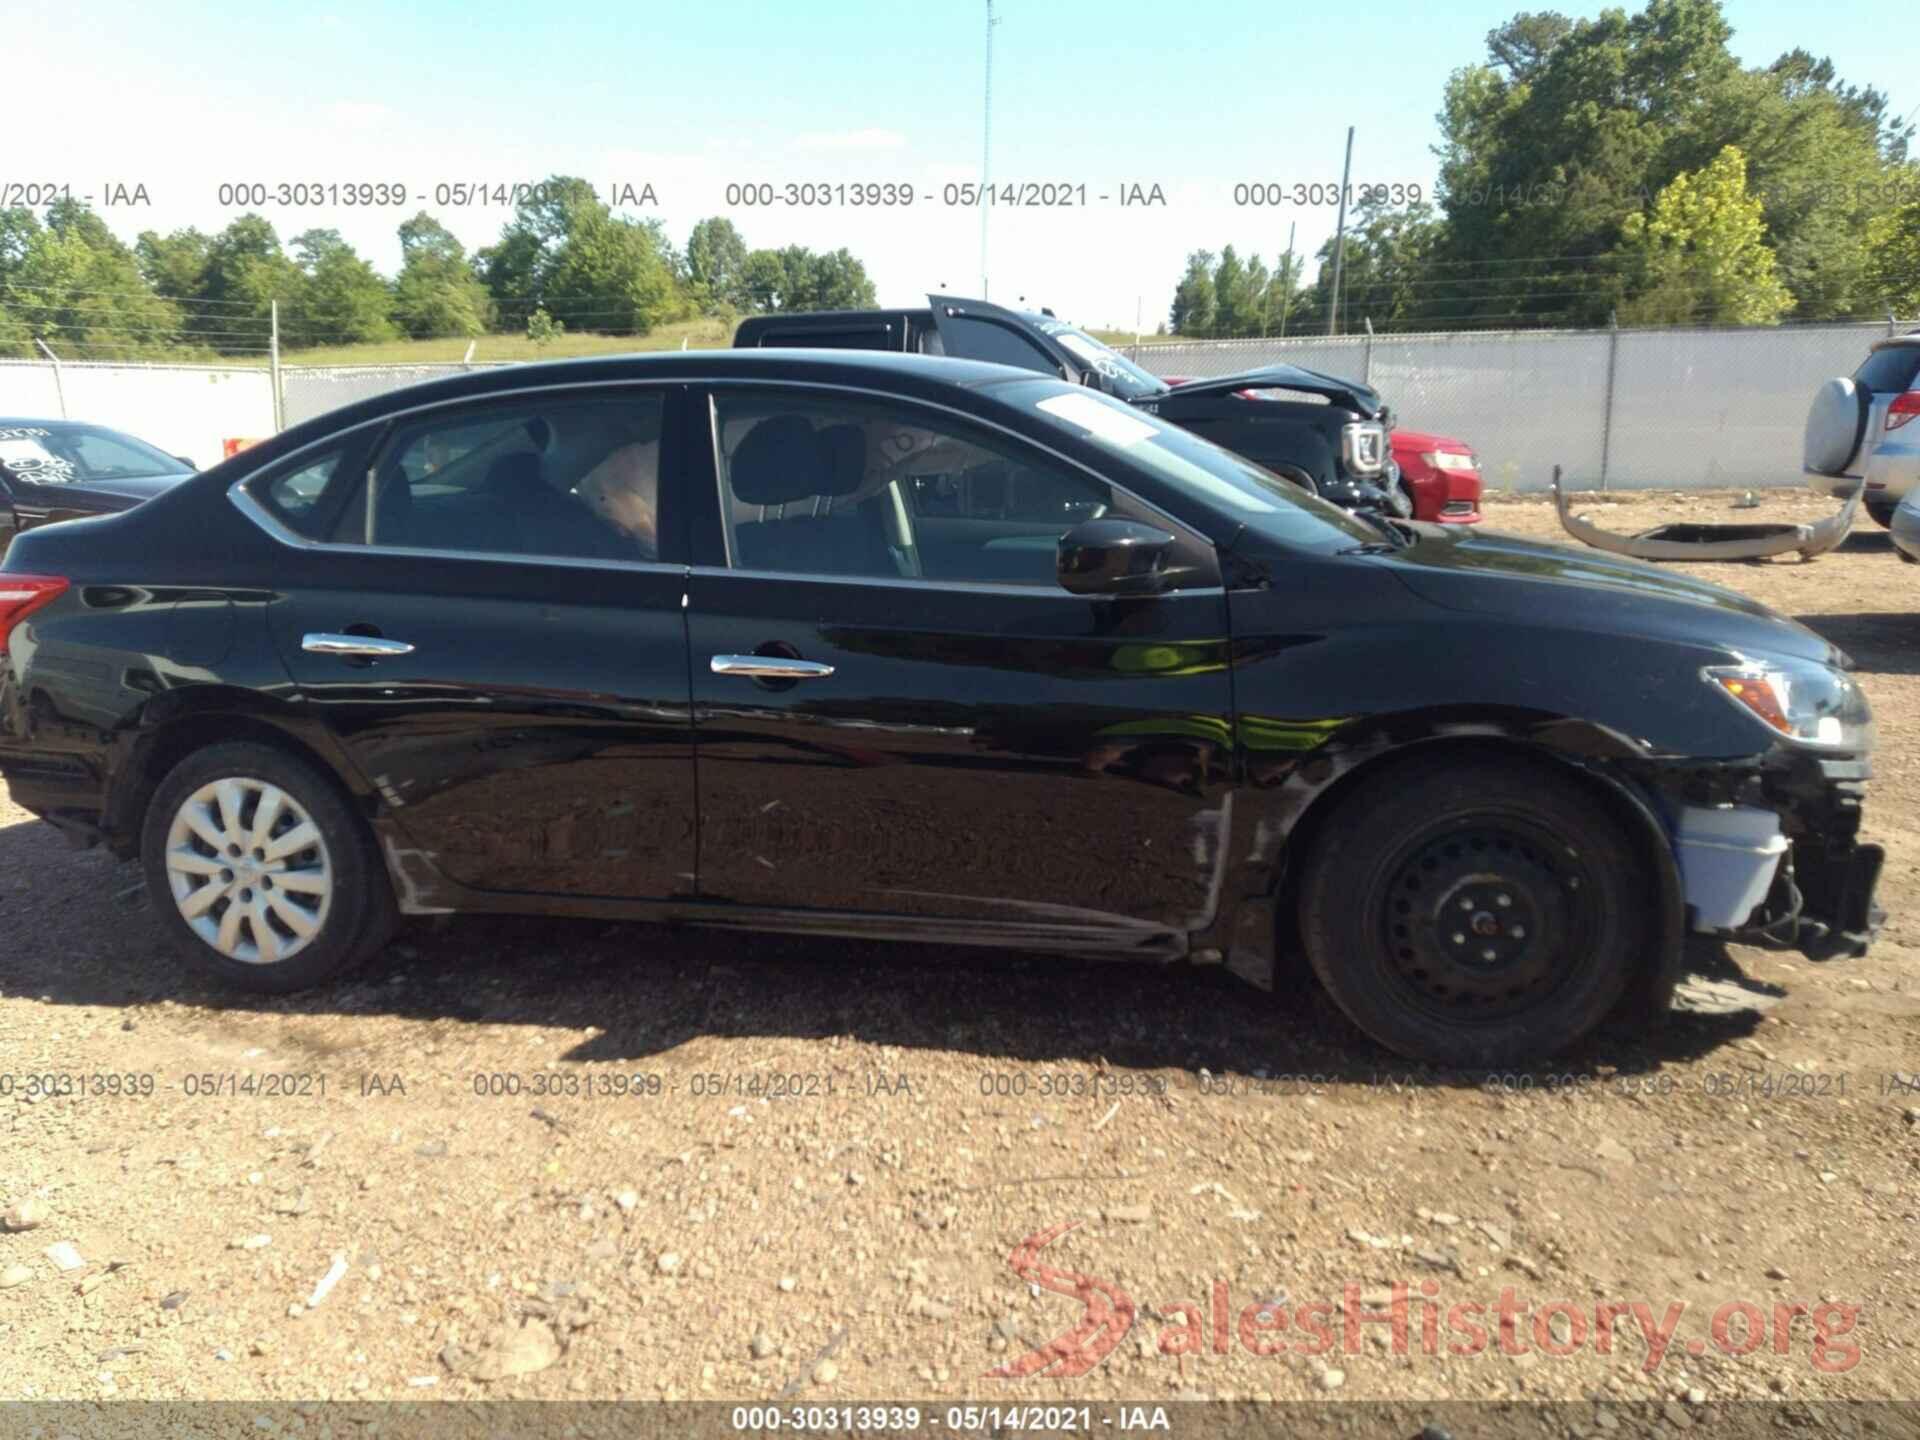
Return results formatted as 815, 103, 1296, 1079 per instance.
247, 384, 697, 901
681, 380, 1236, 941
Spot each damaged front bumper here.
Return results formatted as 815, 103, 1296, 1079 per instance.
1662, 754, 1883, 960
1552, 466, 1861, 562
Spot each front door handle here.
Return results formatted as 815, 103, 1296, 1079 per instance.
303, 632, 416, 658
710, 654, 834, 680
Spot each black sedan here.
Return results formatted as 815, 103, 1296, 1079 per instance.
0, 351, 1883, 1064
0, 418, 196, 557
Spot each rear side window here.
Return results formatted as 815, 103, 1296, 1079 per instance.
1855, 345, 1920, 394
934, 315, 1063, 377
334, 394, 667, 563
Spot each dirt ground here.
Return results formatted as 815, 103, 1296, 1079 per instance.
2, 487, 1918, 1419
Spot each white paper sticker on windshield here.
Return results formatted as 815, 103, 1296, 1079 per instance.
1036, 392, 1159, 448
0, 438, 76, 483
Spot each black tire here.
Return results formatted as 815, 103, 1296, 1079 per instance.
141, 741, 397, 993
1298, 755, 1650, 1067
1866, 498, 1897, 529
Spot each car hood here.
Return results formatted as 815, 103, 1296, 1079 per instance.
1380, 525, 1844, 667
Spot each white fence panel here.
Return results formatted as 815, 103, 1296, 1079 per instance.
281, 363, 515, 429
0, 360, 273, 472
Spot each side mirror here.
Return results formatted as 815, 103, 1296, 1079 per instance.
1079, 366, 1113, 395
1057, 518, 1176, 596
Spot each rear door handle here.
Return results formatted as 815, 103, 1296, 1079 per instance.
303, 632, 416, 657
710, 654, 834, 680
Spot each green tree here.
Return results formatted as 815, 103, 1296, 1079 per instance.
286, 229, 395, 346
0, 200, 186, 357
195, 216, 301, 349
685, 217, 749, 313
134, 227, 211, 302
1432, 0, 1913, 325
1309, 198, 1447, 330
392, 212, 492, 338
1612, 145, 1793, 324
477, 176, 676, 333
1168, 250, 1216, 335
738, 249, 790, 311
1864, 199, 1920, 315
1212, 246, 1264, 336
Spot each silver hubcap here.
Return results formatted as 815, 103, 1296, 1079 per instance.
164, 778, 333, 965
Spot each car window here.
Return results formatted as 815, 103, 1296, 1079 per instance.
0, 429, 80, 486
931, 315, 1063, 377
335, 395, 666, 562
66, 430, 186, 479
710, 389, 1211, 588
992, 377, 1381, 552
1855, 345, 1920, 395
261, 452, 347, 535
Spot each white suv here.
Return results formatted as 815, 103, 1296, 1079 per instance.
1804, 334, 1920, 527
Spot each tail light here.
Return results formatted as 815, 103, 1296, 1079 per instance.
0, 575, 70, 657
1887, 392, 1920, 433
1341, 422, 1387, 476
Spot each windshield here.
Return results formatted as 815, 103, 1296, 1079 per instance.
1032, 319, 1170, 402
995, 379, 1381, 551
0, 423, 191, 485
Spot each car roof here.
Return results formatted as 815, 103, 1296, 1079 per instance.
260, 349, 1052, 448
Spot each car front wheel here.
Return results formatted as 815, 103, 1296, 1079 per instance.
1299, 754, 1649, 1066
141, 741, 396, 992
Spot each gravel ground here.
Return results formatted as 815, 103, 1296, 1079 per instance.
1, 488, 1917, 1415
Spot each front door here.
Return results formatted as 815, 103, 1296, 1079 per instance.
254, 386, 696, 901
683, 382, 1236, 942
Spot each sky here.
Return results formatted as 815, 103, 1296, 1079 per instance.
10, 0, 1917, 333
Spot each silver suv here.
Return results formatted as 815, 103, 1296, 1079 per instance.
1804, 333, 1920, 526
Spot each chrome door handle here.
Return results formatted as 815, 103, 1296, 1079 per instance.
710, 654, 834, 680
303, 632, 416, 657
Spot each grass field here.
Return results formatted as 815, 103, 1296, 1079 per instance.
258, 319, 1174, 368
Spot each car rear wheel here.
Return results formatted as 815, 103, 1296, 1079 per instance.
141, 741, 396, 993
1298, 755, 1649, 1066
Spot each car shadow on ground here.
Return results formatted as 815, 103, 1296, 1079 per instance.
1794, 612, 1920, 676
0, 803, 1768, 1089
1836, 528, 1893, 555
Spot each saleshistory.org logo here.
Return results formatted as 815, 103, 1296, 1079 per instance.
984, 1222, 1862, 1380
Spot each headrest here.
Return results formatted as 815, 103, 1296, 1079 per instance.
817, 424, 867, 498
482, 450, 544, 492
729, 415, 833, 506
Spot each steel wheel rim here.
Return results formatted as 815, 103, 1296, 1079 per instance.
164, 778, 333, 965
1378, 818, 1595, 1023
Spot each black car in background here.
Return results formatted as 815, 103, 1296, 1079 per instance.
0, 419, 196, 557
0, 350, 1883, 1065
734, 295, 1410, 515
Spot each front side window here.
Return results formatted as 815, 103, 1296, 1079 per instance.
336, 394, 666, 562
933, 314, 1064, 377
711, 389, 1209, 588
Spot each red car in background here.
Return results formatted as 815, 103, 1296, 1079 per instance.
1164, 376, 1483, 524
1391, 428, 1483, 524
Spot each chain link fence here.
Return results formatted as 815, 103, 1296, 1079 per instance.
1126, 317, 1914, 492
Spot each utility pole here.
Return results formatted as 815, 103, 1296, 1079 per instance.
1327, 126, 1355, 336
980, 0, 999, 298
270, 300, 284, 432
1272, 221, 1296, 339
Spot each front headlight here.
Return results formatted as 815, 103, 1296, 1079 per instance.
1424, 450, 1479, 472
1702, 660, 1873, 750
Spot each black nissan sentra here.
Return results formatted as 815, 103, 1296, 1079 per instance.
0, 351, 1883, 1064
